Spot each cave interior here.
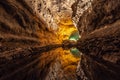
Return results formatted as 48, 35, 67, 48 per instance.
0, 0, 120, 80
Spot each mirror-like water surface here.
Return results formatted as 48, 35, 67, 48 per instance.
38, 47, 81, 80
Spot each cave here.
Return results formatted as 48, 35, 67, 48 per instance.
0, 0, 120, 80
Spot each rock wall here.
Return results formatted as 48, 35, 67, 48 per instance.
1, 0, 120, 80
73, 0, 120, 36
72, 0, 120, 80
0, 0, 79, 80
0, 0, 61, 80
72, 0, 92, 27
25, 0, 75, 31
0, 0, 60, 50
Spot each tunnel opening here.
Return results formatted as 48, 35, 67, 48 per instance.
57, 15, 80, 43
45, 12, 82, 79
0, 0, 88, 80
58, 18, 81, 58
69, 30, 80, 41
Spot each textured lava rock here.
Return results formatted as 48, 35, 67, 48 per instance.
72, 0, 92, 27
0, 0, 60, 80
2, 0, 120, 80
73, 0, 120, 80
26, 0, 75, 31
77, 22, 120, 80
0, 0, 60, 49
0, 0, 79, 80
74, 0, 120, 36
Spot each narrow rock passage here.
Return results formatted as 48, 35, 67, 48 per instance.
0, 0, 80, 79
1, 0, 120, 80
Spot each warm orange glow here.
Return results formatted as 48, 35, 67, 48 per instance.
60, 50, 80, 68
57, 18, 77, 42
37, 29, 61, 46
57, 48, 80, 75
37, 47, 80, 79
36, 13, 78, 44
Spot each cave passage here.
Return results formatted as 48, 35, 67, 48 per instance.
69, 31, 80, 41
0, 5, 81, 79
1, 0, 120, 80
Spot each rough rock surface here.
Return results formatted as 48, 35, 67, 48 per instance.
26, 0, 75, 31
0, 0, 60, 48
1, 0, 120, 80
73, 0, 120, 80
0, 0, 60, 80
0, 0, 79, 80
72, 0, 92, 27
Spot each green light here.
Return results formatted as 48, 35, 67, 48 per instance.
69, 31, 80, 41
70, 48, 80, 57
69, 38, 76, 41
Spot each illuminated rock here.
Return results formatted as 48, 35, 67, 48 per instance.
25, 0, 76, 31
72, 0, 120, 80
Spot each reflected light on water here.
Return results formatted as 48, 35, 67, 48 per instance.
38, 47, 81, 79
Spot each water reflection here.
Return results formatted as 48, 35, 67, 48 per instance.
0, 45, 81, 80
38, 47, 81, 80
70, 48, 81, 57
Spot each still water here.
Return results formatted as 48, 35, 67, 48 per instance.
0, 47, 81, 80
38, 47, 81, 80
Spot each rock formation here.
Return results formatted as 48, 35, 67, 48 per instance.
0, 0, 62, 79
73, 0, 120, 80
0, 0, 120, 80
26, 0, 75, 31
0, 0, 79, 80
